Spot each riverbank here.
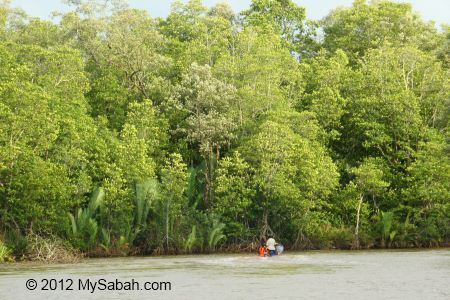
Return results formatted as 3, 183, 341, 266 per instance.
2, 239, 449, 264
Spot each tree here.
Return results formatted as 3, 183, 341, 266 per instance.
214, 152, 255, 240
338, 45, 446, 168
1, 0, 449, 256
322, 0, 438, 63
239, 110, 338, 240
160, 0, 233, 68
125, 100, 168, 164
0, 2, 6, 37
174, 63, 237, 207
61, 5, 172, 128
436, 25, 450, 68
12, 19, 61, 47
214, 26, 300, 126
242, 0, 317, 57
0, 42, 97, 234
99, 123, 156, 237
405, 130, 450, 208
351, 158, 389, 248
298, 49, 350, 142
159, 153, 188, 253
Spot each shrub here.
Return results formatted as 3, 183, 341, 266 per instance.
0, 239, 13, 263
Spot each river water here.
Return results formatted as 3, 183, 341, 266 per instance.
0, 249, 449, 300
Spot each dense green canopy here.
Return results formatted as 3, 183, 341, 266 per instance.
0, 0, 448, 258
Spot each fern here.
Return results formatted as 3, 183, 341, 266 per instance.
67, 187, 105, 250
134, 179, 158, 229
186, 167, 203, 209
87, 218, 98, 247
88, 187, 105, 213
389, 230, 397, 242
208, 221, 226, 250
99, 228, 111, 251
68, 212, 77, 235
184, 225, 197, 252
381, 211, 394, 238
379, 211, 396, 247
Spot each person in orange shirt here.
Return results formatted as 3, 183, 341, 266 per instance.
258, 239, 267, 257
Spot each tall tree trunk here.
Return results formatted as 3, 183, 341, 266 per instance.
261, 208, 273, 240
203, 159, 209, 208
209, 146, 214, 206
165, 198, 170, 253
203, 145, 216, 209
355, 193, 363, 249
203, 142, 212, 208
263, 208, 268, 236
216, 145, 220, 161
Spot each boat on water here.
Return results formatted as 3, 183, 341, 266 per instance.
275, 244, 284, 255
259, 244, 284, 257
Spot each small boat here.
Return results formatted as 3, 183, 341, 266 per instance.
275, 244, 284, 255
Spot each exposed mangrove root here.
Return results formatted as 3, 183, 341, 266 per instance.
26, 233, 82, 264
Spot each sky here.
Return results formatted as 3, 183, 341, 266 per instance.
7, 0, 450, 25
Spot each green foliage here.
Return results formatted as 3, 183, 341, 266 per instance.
405, 130, 450, 207
157, 153, 188, 253
242, 0, 317, 56
99, 228, 111, 252
298, 49, 350, 141
176, 63, 237, 156
322, 0, 438, 63
173, 63, 238, 207
352, 158, 390, 198
3, 229, 28, 259
378, 211, 396, 247
214, 152, 255, 239
207, 219, 226, 251
184, 225, 198, 253
0, 0, 448, 257
161, 0, 232, 68
0, 41, 94, 234
67, 187, 104, 251
134, 179, 158, 231
0, 239, 12, 263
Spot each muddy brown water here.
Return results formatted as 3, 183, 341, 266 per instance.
0, 249, 449, 299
